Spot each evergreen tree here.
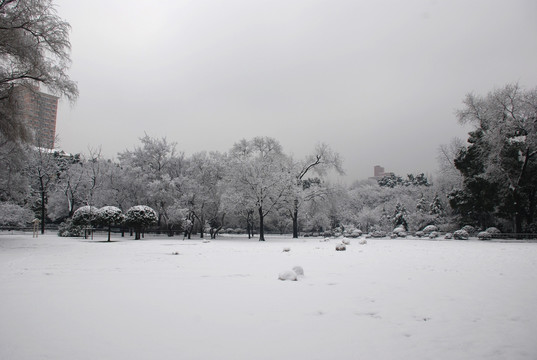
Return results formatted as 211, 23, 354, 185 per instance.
453, 84, 537, 231
429, 194, 444, 216
393, 203, 408, 231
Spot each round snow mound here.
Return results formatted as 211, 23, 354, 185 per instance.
293, 266, 304, 276
341, 238, 350, 245
336, 244, 346, 251
278, 270, 298, 281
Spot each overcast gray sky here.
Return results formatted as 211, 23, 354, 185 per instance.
54, 0, 537, 181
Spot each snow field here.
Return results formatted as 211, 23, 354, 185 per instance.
0, 234, 536, 360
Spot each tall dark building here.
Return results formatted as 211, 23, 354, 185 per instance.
19, 87, 59, 149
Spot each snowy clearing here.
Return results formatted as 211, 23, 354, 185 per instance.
1, 233, 536, 360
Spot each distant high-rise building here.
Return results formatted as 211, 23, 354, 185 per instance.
374, 165, 385, 177
18, 87, 59, 149
371, 165, 394, 180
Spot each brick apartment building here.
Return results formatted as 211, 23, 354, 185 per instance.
371, 165, 394, 180
18, 87, 59, 149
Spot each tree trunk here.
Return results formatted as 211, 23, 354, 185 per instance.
258, 206, 265, 241
292, 198, 299, 238
40, 190, 46, 234
107, 224, 111, 242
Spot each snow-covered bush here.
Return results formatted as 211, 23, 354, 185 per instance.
428, 231, 440, 239
124, 205, 158, 240
282, 247, 291, 252
343, 226, 362, 238
461, 225, 476, 234
341, 238, 350, 245
422, 225, 438, 234
444, 232, 453, 239
0, 203, 33, 227
393, 226, 406, 237
414, 231, 425, 238
477, 231, 492, 240
453, 229, 469, 240
72, 206, 99, 226
485, 227, 501, 235
370, 230, 386, 238
57, 218, 83, 237
359, 239, 367, 245
278, 270, 297, 281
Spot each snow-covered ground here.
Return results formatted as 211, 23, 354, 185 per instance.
1, 233, 536, 360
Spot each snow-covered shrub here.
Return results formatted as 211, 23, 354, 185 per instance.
282, 247, 290, 252
393, 226, 406, 237
336, 244, 346, 251
428, 231, 440, 239
415, 231, 425, 238
341, 238, 350, 245
359, 239, 367, 245
390, 233, 397, 239
343, 226, 362, 238
72, 205, 99, 226
323, 230, 332, 237
57, 218, 83, 237
0, 203, 33, 227
444, 232, 453, 239
461, 225, 476, 234
370, 230, 386, 238
453, 229, 469, 240
422, 225, 439, 234
292, 266, 304, 276
278, 270, 297, 281
124, 205, 158, 240
477, 231, 492, 240
485, 227, 501, 235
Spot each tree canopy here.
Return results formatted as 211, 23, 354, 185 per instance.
451, 83, 537, 232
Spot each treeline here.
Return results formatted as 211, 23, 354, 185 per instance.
1, 83, 536, 238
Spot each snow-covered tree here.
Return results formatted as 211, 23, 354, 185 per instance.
416, 194, 428, 213
181, 151, 227, 238
228, 137, 294, 241
72, 205, 98, 239
0, 135, 29, 203
118, 135, 185, 230
393, 203, 408, 231
25, 145, 62, 234
287, 143, 344, 238
124, 205, 157, 240
97, 206, 123, 241
429, 194, 444, 216
454, 83, 537, 232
